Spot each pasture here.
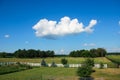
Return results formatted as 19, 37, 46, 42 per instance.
0, 57, 120, 80
0, 67, 120, 80
106, 55, 120, 63
0, 57, 112, 64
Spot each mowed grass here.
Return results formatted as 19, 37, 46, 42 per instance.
0, 67, 120, 80
0, 57, 112, 64
92, 68, 120, 80
106, 55, 120, 63
0, 67, 77, 80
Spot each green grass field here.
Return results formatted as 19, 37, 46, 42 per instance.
0, 67, 120, 80
0, 57, 120, 80
106, 55, 120, 63
0, 57, 112, 64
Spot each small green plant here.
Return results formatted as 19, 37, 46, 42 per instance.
41, 59, 48, 67
100, 62, 104, 69
61, 58, 68, 65
51, 61, 57, 67
64, 64, 69, 68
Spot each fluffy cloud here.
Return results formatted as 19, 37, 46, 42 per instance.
4, 34, 10, 38
83, 43, 96, 47
119, 21, 120, 26
33, 16, 97, 39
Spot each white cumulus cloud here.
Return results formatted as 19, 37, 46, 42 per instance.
4, 34, 10, 38
33, 16, 97, 39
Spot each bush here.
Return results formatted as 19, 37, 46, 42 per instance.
64, 64, 69, 68
25, 65, 32, 69
16, 62, 32, 69
77, 66, 93, 77
41, 59, 48, 67
51, 61, 57, 67
100, 62, 104, 69
77, 58, 94, 78
83, 58, 94, 67
61, 58, 68, 65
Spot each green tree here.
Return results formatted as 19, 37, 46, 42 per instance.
97, 48, 107, 57
77, 66, 93, 77
81, 50, 92, 57
90, 48, 97, 57
84, 58, 94, 67
69, 51, 76, 57
77, 58, 94, 79
0, 52, 7, 58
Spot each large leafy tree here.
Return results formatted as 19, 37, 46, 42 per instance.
69, 50, 85, 57
81, 50, 92, 57
90, 48, 97, 57
97, 48, 107, 57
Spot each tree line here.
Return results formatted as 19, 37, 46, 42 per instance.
106, 52, 120, 55
69, 48, 107, 57
0, 48, 111, 58
14, 49, 54, 58
0, 52, 13, 58
0, 49, 54, 58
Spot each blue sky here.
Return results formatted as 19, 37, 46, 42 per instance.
0, 0, 120, 54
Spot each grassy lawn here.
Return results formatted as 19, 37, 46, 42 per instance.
0, 67, 120, 80
0, 57, 112, 64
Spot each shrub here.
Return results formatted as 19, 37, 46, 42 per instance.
83, 58, 94, 67
16, 62, 32, 69
51, 61, 57, 67
77, 58, 94, 79
61, 58, 68, 65
77, 66, 93, 77
64, 64, 69, 68
41, 59, 48, 67
25, 65, 32, 69
100, 62, 104, 69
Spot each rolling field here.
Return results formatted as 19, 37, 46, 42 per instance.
0, 67, 120, 80
0, 57, 120, 80
0, 57, 112, 64
106, 55, 120, 63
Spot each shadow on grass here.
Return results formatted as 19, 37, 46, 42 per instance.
78, 77, 94, 80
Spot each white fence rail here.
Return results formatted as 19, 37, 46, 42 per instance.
0, 62, 107, 68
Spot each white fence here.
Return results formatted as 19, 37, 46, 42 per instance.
21, 62, 107, 68
0, 62, 107, 68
